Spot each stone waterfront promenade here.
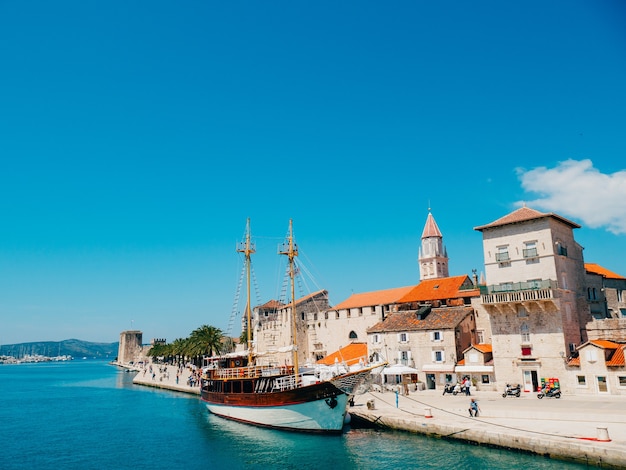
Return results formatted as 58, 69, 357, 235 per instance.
120, 362, 626, 468
121, 363, 201, 395
351, 389, 626, 468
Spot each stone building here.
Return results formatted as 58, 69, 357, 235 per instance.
474, 206, 593, 393
117, 330, 143, 365
253, 290, 330, 367
585, 263, 626, 320
566, 339, 626, 395
316, 285, 415, 363
367, 305, 476, 389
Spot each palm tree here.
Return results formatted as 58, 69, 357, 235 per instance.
188, 325, 224, 366
170, 338, 189, 366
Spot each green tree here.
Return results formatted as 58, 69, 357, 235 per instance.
188, 325, 224, 365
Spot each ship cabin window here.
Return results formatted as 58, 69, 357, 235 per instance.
232, 381, 242, 393
243, 380, 254, 393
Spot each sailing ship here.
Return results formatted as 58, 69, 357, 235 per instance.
200, 219, 381, 433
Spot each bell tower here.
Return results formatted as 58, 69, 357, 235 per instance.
418, 210, 449, 280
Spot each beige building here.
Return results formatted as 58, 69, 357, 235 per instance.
368, 305, 476, 389
474, 206, 593, 393
566, 339, 626, 396
253, 290, 330, 367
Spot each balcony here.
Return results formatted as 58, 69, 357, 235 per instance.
480, 279, 559, 313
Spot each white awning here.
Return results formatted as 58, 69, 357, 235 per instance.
455, 365, 494, 373
421, 364, 455, 372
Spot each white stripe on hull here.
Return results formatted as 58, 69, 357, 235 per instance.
205, 394, 349, 432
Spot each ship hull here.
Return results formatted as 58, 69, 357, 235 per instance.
201, 380, 350, 433
204, 392, 349, 433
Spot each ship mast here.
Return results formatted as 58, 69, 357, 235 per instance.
237, 218, 255, 365
279, 219, 299, 382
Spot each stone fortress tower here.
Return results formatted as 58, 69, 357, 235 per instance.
117, 330, 143, 365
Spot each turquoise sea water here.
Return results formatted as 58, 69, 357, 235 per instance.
0, 360, 589, 469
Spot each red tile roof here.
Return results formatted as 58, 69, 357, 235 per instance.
473, 343, 493, 353
607, 346, 625, 367
567, 356, 580, 367
589, 339, 621, 349
585, 263, 626, 280
316, 342, 368, 366
367, 306, 474, 333
331, 285, 416, 310
259, 299, 285, 309
578, 339, 626, 367
397, 275, 480, 303
421, 212, 442, 238
295, 290, 328, 305
474, 206, 580, 231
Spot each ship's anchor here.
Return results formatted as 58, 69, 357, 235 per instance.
325, 397, 338, 409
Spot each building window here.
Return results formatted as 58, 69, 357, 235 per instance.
335, 312, 340, 319
324, 312, 328, 320
358, 308, 363, 316
618, 290, 624, 303
586, 349, 598, 363
400, 351, 409, 365
313, 313, 318, 321
431, 331, 442, 342
523, 241, 538, 262
618, 376, 626, 387
398, 332, 408, 343
597, 376, 608, 393
432, 350, 444, 362
517, 306, 528, 318
349, 331, 358, 340
481, 375, 490, 384
556, 242, 568, 257
372, 334, 381, 344
496, 246, 510, 262
588, 287, 599, 301
577, 375, 587, 386
476, 330, 484, 344
520, 323, 530, 343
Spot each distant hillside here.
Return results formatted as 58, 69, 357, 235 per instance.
0, 339, 119, 359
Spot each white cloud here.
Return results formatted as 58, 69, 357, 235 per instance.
516, 159, 626, 235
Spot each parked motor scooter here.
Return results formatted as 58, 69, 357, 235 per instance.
442, 383, 462, 395
502, 383, 521, 398
537, 386, 561, 399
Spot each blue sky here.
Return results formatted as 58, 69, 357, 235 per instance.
1, 1, 625, 345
